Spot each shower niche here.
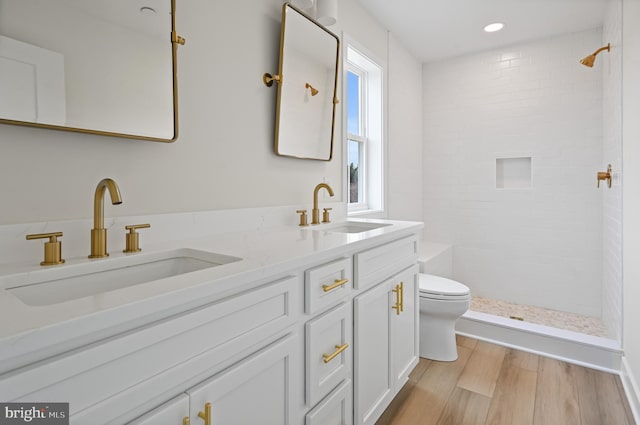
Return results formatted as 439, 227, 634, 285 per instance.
496, 157, 532, 189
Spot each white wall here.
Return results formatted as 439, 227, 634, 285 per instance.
622, 0, 640, 416
422, 29, 604, 317
387, 33, 423, 221
0, 0, 392, 226
602, 0, 623, 341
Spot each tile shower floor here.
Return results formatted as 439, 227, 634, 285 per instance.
470, 296, 608, 337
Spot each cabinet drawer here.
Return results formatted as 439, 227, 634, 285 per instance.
1, 276, 297, 424
127, 394, 189, 425
305, 302, 352, 406
305, 379, 352, 425
354, 235, 418, 290
305, 257, 352, 315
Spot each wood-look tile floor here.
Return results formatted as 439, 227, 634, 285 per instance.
376, 336, 636, 425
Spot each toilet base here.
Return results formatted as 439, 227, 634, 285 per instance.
419, 316, 459, 362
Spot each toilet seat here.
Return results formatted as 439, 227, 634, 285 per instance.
419, 274, 470, 301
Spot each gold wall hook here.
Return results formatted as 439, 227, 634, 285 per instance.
597, 164, 613, 188
305, 83, 319, 96
263, 73, 281, 87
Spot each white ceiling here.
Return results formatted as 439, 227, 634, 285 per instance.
357, 0, 609, 63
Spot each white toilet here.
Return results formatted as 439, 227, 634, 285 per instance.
419, 273, 471, 362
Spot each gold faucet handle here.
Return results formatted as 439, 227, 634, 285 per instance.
296, 210, 309, 227
124, 224, 151, 253
26, 232, 65, 266
322, 208, 332, 223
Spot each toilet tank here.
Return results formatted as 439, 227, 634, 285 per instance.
418, 242, 453, 279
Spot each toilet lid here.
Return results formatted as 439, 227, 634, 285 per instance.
419, 274, 470, 298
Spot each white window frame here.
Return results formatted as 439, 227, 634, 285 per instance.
347, 65, 367, 209
343, 36, 385, 216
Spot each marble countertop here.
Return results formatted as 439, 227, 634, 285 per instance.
0, 218, 422, 372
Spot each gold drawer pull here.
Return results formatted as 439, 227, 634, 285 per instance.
392, 283, 401, 315
399, 281, 404, 313
322, 278, 349, 292
198, 402, 211, 425
183, 417, 190, 425
323, 343, 349, 363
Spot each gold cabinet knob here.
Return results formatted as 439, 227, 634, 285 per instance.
26, 232, 65, 266
183, 417, 190, 425
123, 224, 151, 253
322, 207, 332, 223
296, 210, 309, 227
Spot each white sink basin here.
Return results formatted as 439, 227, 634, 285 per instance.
2, 248, 241, 306
327, 221, 391, 234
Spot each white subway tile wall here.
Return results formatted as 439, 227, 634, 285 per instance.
422, 28, 614, 320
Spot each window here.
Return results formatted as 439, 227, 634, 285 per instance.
345, 42, 384, 214
347, 68, 365, 204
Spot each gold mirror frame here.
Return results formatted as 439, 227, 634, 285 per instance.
0, 0, 185, 143
265, 3, 340, 161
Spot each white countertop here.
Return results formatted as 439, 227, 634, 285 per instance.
0, 218, 422, 373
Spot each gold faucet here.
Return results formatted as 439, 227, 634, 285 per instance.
89, 178, 123, 258
312, 183, 334, 225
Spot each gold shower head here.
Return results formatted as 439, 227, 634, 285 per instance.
580, 43, 610, 67
305, 82, 319, 96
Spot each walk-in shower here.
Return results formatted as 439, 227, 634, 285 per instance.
421, 1, 622, 346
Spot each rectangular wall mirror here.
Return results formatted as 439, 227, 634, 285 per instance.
0, 0, 183, 142
267, 3, 340, 161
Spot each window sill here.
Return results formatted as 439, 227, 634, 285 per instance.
348, 208, 386, 219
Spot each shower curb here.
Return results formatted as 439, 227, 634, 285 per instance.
456, 310, 622, 372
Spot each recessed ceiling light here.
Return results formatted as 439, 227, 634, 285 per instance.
484, 22, 504, 33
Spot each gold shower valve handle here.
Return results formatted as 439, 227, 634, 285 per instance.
123, 223, 151, 253
597, 164, 613, 188
26, 232, 65, 266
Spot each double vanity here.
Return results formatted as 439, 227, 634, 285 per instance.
0, 213, 422, 425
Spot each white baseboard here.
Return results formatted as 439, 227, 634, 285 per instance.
457, 311, 622, 373
621, 357, 640, 424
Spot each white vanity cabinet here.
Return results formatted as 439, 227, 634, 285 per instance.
0, 223, 422, 425
0, 275, 299, 425
353, 235, 420, 425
